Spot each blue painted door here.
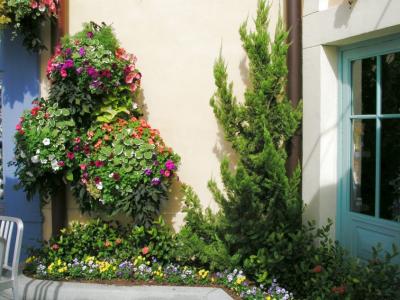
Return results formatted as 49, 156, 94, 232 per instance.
0, 28, 42, 257
338, 36, 400, 262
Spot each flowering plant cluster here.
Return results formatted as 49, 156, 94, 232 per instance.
13, 98, 77, 200
14, 23, 179, 225
47, 22, 142, 126
26, 254, 293, 300
0, 0, 58, 51
71, 117, 179, 224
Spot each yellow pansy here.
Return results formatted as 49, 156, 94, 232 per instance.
25, 256, 35, 264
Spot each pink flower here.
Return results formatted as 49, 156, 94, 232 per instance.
66, 152, 74, 160
74, 137, 81, 144
16, 124, 22, 131
31, 1, 38, 9
125, 72, 136, 84
51, 244, 59, 251
60, 68, 67, 78
142, 246, 149, 255
57, 161, 65, 167
80, 164, 87, 170
164, 170, 171, 177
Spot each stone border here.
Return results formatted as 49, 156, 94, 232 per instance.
0, 274, 233, 300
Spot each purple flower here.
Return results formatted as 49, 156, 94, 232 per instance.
87, 66, 98, 79
79, 47, 86, 57
64, 59, 74, 69
160, 169, 165, 175
144, 169, 152, 176
87, 31, 94, 39
151, 178, 161, 186
65, 48, 72, 56
76, 67, 83, 74
90, 80, 102, 89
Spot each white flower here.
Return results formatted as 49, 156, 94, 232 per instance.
132, 103, 138, 110
96, 182, 103, 190
36, 149, 40, 154
108, 173, 114, 178
48, 154, 55, 161
20, 151, 26, 158
40, 159, 48, 164
99, 199, 105, 204
42, 138, 50, 146
51, 160, 59, 171
31, 155, 40, 163
26, 171, 34, 177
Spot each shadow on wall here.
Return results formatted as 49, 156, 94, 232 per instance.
0, 28, 42, 258
334, 0, 358, 28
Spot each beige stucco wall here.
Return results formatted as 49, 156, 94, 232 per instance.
302, 0, 400, 238
40, 0, 284, 239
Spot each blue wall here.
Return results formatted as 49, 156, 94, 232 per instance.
0, 29, 42, 257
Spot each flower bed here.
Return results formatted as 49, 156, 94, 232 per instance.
25, 220, 293, 300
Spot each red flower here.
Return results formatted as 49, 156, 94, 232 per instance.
112, 173, 121, 181
51, 244, 59, 251
312, 265, 322, 273
331, 286, 346, 295
95, 160, 104, 168
31, 106, 40, 116
142, 246, 149, 255
57, 161, 65, 167
66, 152, 75, 160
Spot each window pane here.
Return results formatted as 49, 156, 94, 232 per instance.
351, 119, 375, 216
380, 119, 400, 222
382, 52, 400, 114
351, 57, 376, 115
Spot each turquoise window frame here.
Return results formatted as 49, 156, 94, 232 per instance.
337, 34, 400, 245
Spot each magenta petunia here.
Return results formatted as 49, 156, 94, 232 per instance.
66, 152, 75, 160
79, 47, 86, 57
95, 160, 104, 168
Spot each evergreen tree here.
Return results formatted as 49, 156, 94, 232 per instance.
209, 0, 302, 265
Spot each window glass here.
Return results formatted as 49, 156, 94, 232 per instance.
351, 119, 375, 216
382, 53, 400, 114
381, 119, 400, 221
352, 57, 376, 115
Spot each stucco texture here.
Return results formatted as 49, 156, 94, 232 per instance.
40, 0, 284, 238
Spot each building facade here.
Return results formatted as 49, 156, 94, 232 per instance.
303, 0, 400, 260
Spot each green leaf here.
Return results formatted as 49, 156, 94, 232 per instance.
66, 170, 74, 182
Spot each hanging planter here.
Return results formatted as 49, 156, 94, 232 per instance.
0, 0, 59, 52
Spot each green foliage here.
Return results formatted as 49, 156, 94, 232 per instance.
12, 98, 77, 201
208, 1, 400, 299
210, 0, 302, 262
172, 185, 238, 271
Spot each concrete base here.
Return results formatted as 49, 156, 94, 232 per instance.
0, 275, 233, 300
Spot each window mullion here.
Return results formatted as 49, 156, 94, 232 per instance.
375, 55, 382, 218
